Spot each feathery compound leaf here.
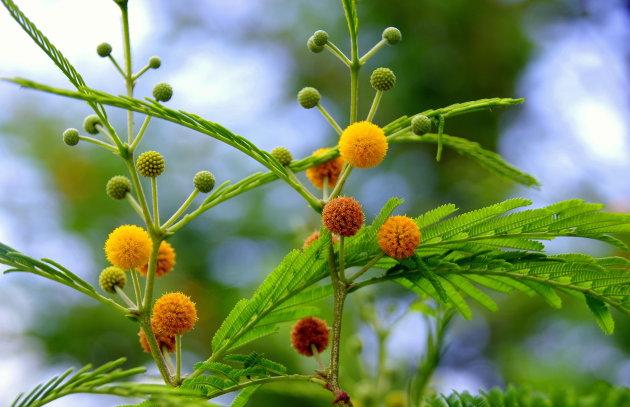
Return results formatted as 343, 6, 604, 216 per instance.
230, 385, 261, 407
585, 294, 615, 335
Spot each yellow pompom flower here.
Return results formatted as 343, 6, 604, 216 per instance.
152, 292, 198, 336
339, 121, 388, 168
305, 148, 345, 190
138, 241, 176, 278
104, 225, 152, 270
377, 216, 421, 259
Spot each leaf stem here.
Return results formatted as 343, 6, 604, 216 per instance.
139, 315, 175, 386
126, 194, 145, 219
120, 2, 134, 144
328, 163, 353, 201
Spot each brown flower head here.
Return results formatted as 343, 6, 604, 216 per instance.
290, 316, 330, 356
322, 197, 364, 237
305, 148, 345, 190
303, 230, 339, 250
152, 292, 198, 336
138, 325, 176, 353
138, 241, 176, 278
377, 216, 421, 259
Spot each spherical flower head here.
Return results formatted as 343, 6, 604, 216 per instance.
290, 317, 329, 356
106, 175, 132, 200
322, 197, 364, 237
83, 115, 102, 135
312, 30, 329, 46
307, 36, 324, 53
152, 82, 173, 102
136, 151, 165, 177
339, 121, 388, 168
99, 266, 126, 294
139, 326, 176, 354
152, 292, 198, 336
193, 170, 215, 193
305, 148, 345, 190
62, 128, 79, 146
96, 42, 112, 57
411, 114, 432, 135
148, 56, 161, 69
105, 225, 152, 270
271, 147, 293, 166
370, 67, 396, 92
297, 87, 320, 109
303, 230, 339, 250
377, 216, 421, 259
138, 241, 176, 278
382, 27, 402, 45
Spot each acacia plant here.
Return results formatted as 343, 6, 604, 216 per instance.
2, 0, 630, 406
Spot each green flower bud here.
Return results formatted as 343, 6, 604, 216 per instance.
370, 67, 396, 91
83, 115, 102, 135
152, 82, 173, 102
312, 30, 329, 47
148, 56, 161, 69
62, 128, 79, 146
106, 175, 132, 200
96, 42, 112, 57
136, 151, 165, 177
411, 115, 432, 135
307, 37, 324, 53
193, 170, 215, 193
382, 27, 402, 45
297, 87, 320, 109
270, 147, 293, 166
99, 266, 126, 294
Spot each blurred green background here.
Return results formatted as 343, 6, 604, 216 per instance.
1, 0, 629, 406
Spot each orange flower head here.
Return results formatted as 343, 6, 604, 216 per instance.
303, 230, 339, 250
104, 225, 152, 270
152, 292, 198, 336
290, 316, 329, 356
339, 121, 388, 168
138, 326, 176, 353
305, 148, 345, 190
138, 241, 176, 278
322, 197, 364, 237
377, 216, 421, 259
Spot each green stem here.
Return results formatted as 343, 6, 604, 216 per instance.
126, 194, 145, 219
359, 39, 387, 65
78, 136, 117, 151
317, 104, 343, 135
350, 65, 359, 124
325, 42, 352, 66
120, 3, 134, 144
327, 237, 348, 394
175, 334, 182, 384
163, 346, 175, 373
206, 375, 327, 398
130, 115, 152, 151
124, 159, 154, 233
142, 238, 162, 310
339, 236, 346, 282
328, 163, 353, 201
162, 189, 199, 230
94, 123, 115, 144
151, 177, 159, 229
323, 176, 330, 201
436, 115, 445, 161
139, 315, 175, 385
348, 253, 384, 282
311, 344, 326, 371
366, 91, 382, 122
108, 55, 126, 78
132, 64, 152, 81
130, 269, 143, 305
114, 285, 136, 309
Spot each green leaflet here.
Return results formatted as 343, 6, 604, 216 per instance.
584, 294, 615, 335
230, 385, 261, 407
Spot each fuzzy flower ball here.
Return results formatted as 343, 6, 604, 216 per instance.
339, 121, 388, 168
138, 241, 176, 278
377, 216, 421, 259
99, 266, 126, 294
96, 42, 112, 57
370, 67, 396, 92
290, 317, 330, 356
305, 148, 345, 190
83, 115, 102, 135
138, 326, 176, 354
270, 147, 293, 166
136, 151, 165, 177
297, 87, 321, 109
303, 230, 339, 250
193, 171, 216, 193
152, 292, 198, 336
105, 225, 152, 270
322, 197, 364, 237
152, 82, 173, 102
